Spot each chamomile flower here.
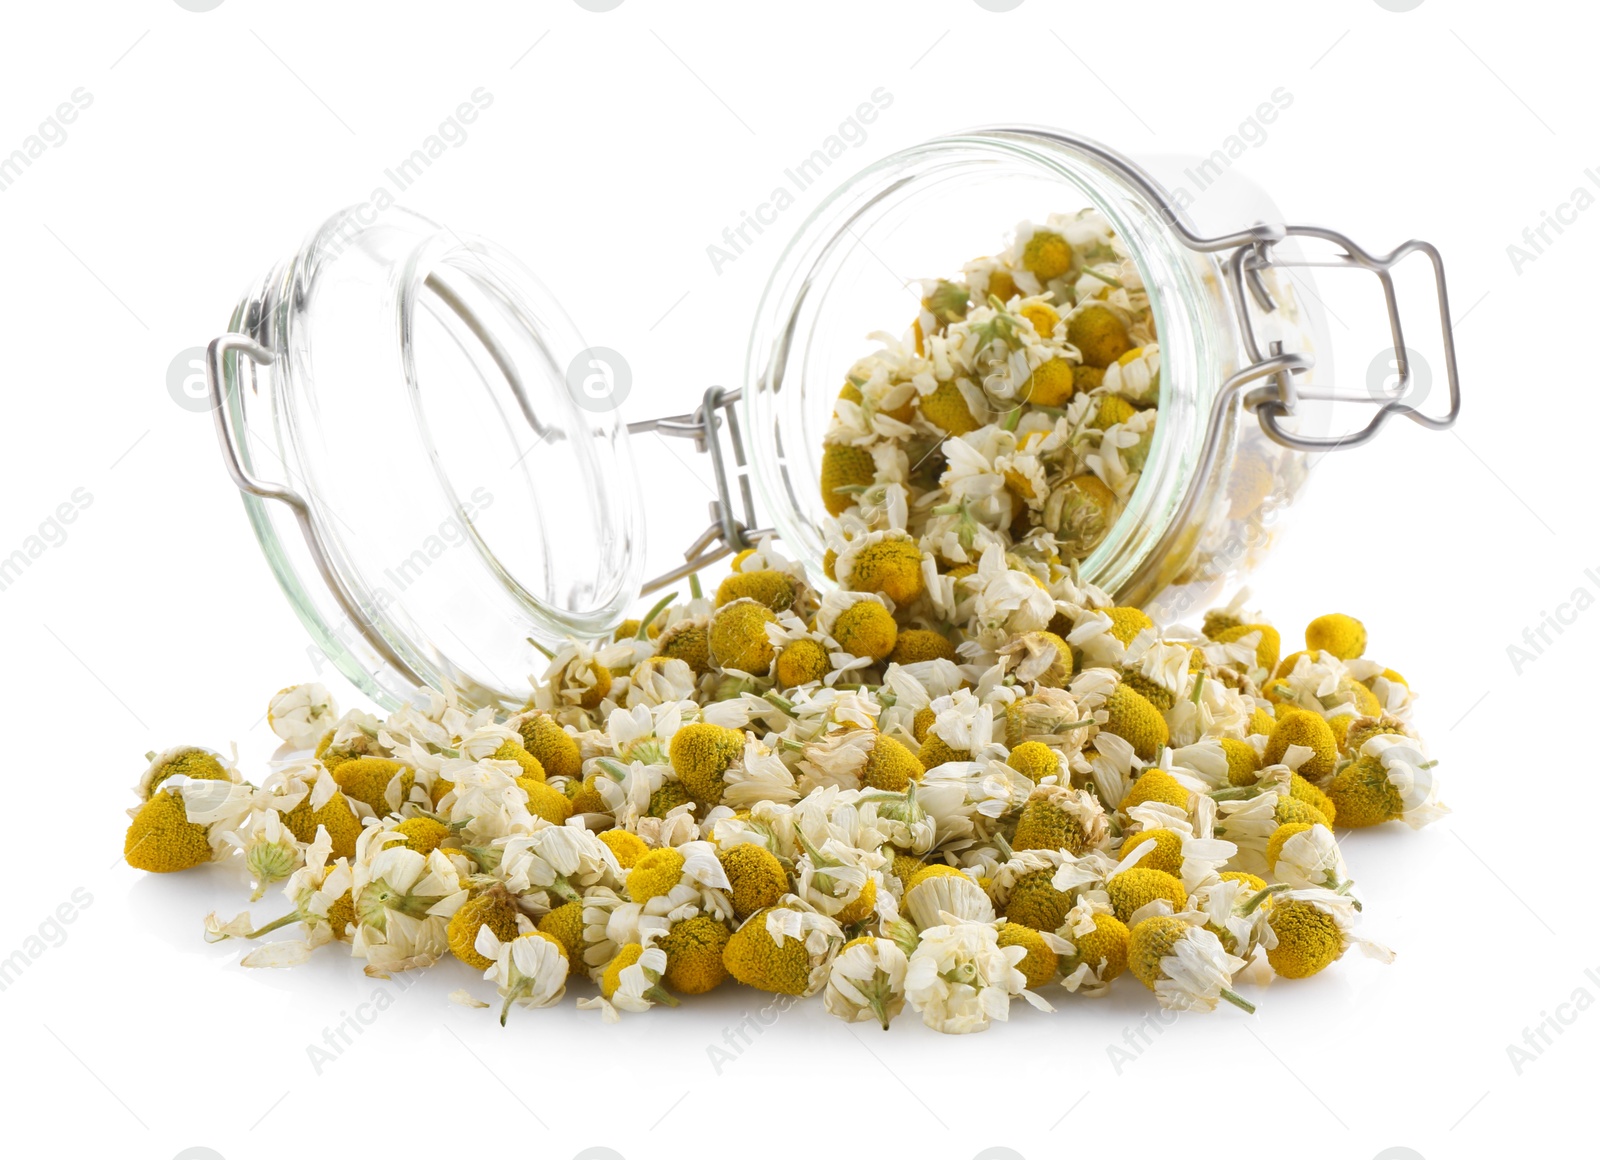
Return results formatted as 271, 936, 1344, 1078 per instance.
1267, 822, 1352, 892
348, 829, 468, 972
1012, 784, 1109, 856
1328, 733, 1447, 828
824, 935, 910, 1029
905, 917, 1053, 1034
1056, 898, 1130, 996
1128, 914, 1255, 1013
477, 928, 570, 1023
722, 901, 845, 997
1266, 887, 1393, 980
267, 683, 339, 748
203, 828, 356, 967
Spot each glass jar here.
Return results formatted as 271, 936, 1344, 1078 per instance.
207, 128, 1458, 712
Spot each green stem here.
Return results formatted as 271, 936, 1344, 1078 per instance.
1220, 988, 1256, 1014
500, 982, 526, 1027
230, 910, 301, 941
636, 592, 677, 640
527, 637, 555, 661
688, 573, 704, 601
1240, 882, 1292, 916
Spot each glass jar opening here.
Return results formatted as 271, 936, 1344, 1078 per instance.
742, 129, 1229, 599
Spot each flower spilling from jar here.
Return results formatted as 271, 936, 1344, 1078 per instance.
127, 526, 1441, 1031
820, 211, 1164, 573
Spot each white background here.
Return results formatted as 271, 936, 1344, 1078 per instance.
0, 2, 1586, 1158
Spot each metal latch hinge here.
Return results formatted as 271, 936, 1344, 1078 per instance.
1223, 226, 1462, 452
628, 386, 773, 595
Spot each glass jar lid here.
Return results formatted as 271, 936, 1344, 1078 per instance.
209, 207, 644, 711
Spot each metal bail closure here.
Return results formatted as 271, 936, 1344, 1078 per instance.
1224, 226, 1463, 452
991, 129, 1461, 454
628, 386, 774, 595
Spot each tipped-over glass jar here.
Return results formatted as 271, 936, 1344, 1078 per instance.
206, 127, 1459, 712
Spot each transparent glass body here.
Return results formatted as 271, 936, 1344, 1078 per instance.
741, 128, 1328, 622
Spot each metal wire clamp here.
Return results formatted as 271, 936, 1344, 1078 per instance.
628, 386, 774, 595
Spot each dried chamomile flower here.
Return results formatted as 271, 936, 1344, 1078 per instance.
905, 916, 1053, 1033
1098, 683, 1170, 761
278, 766, 364, 861
204, 828, 356, 966
825, 935, 910, 1029
1128, 914, 1254, 1013
599, 828, 649, 869
124, 786, 215, 873
902, 863, 995, 929
709, 598, 778, 675
1013, 783, 1109, 856
838, 530, 926, 607
1305, 613, 1366, 660
1263, 708, 1338, 782
658, 914, 732, 995
1000, 630, 1075, 689
715, 568, 797, 613
515, 713, 583, 780
722, 902, 845, 997
477, 928, 570, 1024
821, 443, 877, 516
239, 813, 304, 900
267, 683, 339, 748
331, 756, 412, 816
1056, 900, 1130, 996
888, 628, 957, 666
349, 831, 468, 973
800, 728, 921, 794
447, 884, 524, 971
1266, 821, 1352, 892
1119, 768, 1190, 813
669, 722, 745, 807
997, 921, 1070, 989
1003, 687, 1092, 751
990, 849, 1078, 932
1266, 887, 1393, 980
1326, 734, 1447, 828
135, 745, 238, 803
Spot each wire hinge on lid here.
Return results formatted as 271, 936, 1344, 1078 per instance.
1219, 225, 1462, 452
628, 387, 773, 595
